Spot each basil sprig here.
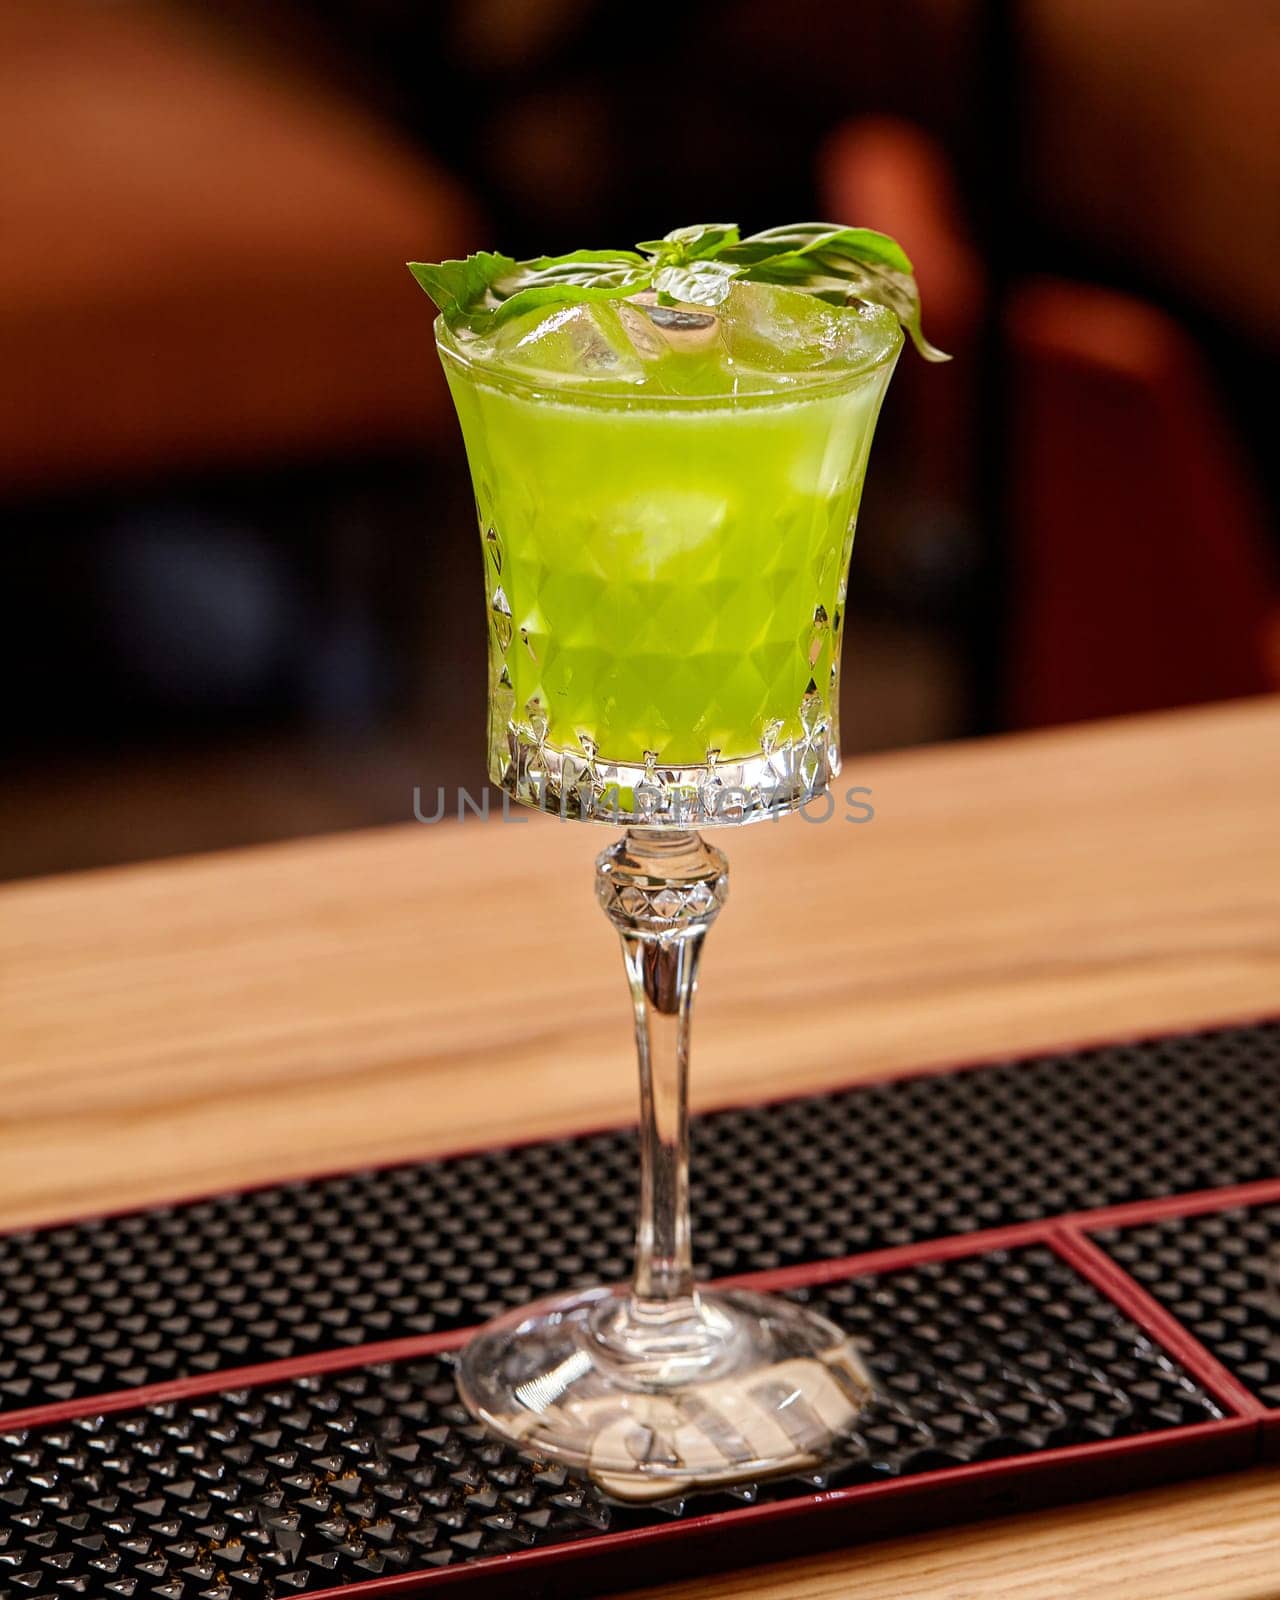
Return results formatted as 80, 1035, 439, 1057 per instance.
409, 249, 651, 324
410, 222, 948, 360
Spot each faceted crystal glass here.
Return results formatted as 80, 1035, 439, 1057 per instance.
436, 300, 901, 1498
439, 302, 899, 825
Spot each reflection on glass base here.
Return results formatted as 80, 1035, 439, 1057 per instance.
457, 1285, 874, 1502
490, 723, 841, 826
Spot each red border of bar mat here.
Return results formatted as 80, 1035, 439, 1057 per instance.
2, 1016, 1277, 1597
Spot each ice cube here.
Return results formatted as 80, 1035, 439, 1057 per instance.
720, 281, 897, 384
626, 293, 721, 354
615, 301, 671, 362
474, 301, 655, 387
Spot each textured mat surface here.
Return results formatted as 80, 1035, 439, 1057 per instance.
0, 1247, 1226, 1598
1, 1021, 1276, 1414
1096, 1204, 1280, 1407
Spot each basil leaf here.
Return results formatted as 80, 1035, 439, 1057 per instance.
637, 223, 741, 261
409, 249, 652, 327
722, 224, 948, 361
494, 249, 649, 290
743, 251, 947, 361
407, 252, 516, 319
652, 257, 740, 307
488, 251, 652, 324
720, 223, 911, 274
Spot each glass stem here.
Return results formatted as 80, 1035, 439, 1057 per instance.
622, 926, 700, 1306
596, 829, 729, 1340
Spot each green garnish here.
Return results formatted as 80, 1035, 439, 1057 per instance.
409, 222, 949, 362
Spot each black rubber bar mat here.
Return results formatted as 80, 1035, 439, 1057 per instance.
0, 1246, 1249, 1600
1, 1018, 1278, 1596
2, 1020, 1277, 1418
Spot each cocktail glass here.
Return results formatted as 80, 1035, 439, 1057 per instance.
436, 289, 901, 1498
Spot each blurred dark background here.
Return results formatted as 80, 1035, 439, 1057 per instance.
3, 0, 1277, 880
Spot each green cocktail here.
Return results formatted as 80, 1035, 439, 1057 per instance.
437, 283, 900, 822
412, 225, 940, 1500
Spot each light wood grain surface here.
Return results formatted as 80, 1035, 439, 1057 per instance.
3, 696, 1280, 1596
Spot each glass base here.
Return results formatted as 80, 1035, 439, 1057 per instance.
457, 1285, 874, 1501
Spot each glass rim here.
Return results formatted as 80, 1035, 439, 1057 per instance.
433, 308, 903, 409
